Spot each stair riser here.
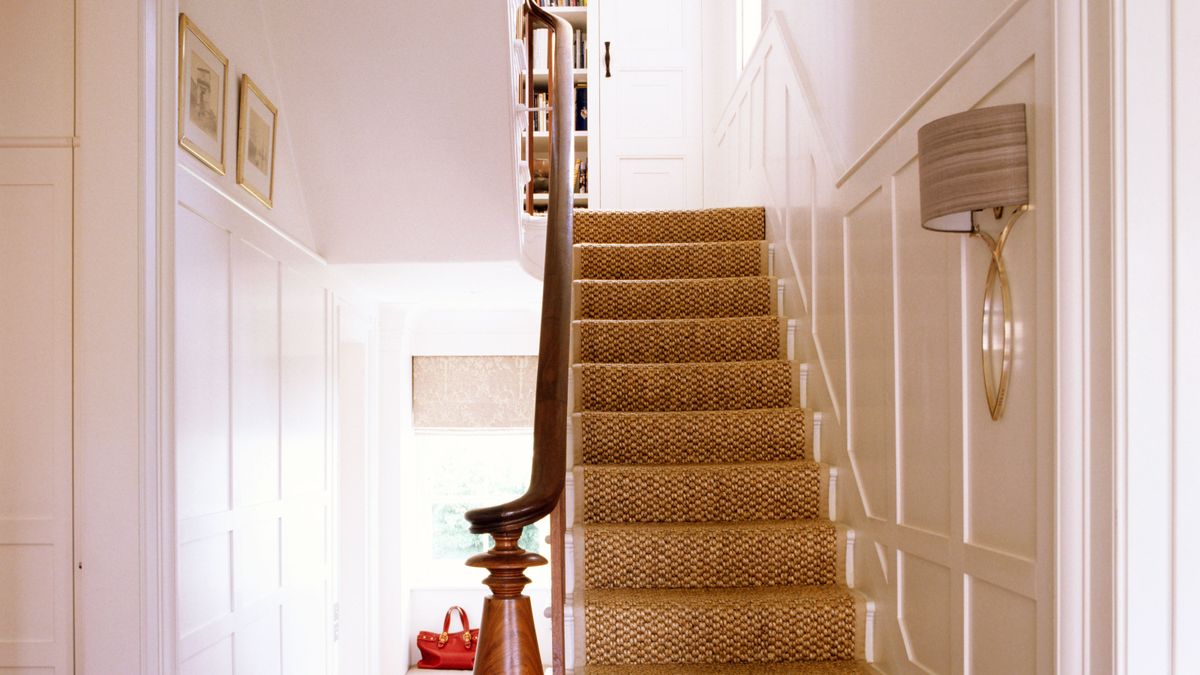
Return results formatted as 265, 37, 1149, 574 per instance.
574, 317, 785, 364
581, 463, 825, 524
574, 277, 776, 320
574, 241, 767, 280
583, 526, 839, 589
574, 409, 807, 465
585, 602, 858, 664
575, 361, 798, 413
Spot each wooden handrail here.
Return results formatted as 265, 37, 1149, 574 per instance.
463, 2, 574, 673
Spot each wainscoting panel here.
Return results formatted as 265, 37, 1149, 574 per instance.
714, 3, 1055, 671
175, 166, 343, 675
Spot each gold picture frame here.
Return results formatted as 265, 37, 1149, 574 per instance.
178, 14, 229, 174
236, 75, 278, 208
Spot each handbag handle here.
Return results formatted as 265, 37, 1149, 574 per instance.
437, 606, 474, 649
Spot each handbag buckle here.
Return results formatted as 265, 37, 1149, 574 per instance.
437, 631, 449, 648
462, 631, 473, 648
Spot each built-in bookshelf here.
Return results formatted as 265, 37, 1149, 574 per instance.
521, 2, 591, 214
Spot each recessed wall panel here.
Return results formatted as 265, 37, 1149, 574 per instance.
0, 546, 55, 641
964, 61, 1039, 559
232, 240, 281, 508
967, 577, 1036, 674
844, 188, 894, 518
615, 72, 685, 139
281, 269, 327, 500
235, 610, 283, 675
235, 515, 282, 609
175, 211, 232, 519
0, 1, 73, 137
178, 532, 233, 635
180, 636, 234, 675
617, 158, 686, 210
893, 161, 956, 536
813, 201, 846, 418
898, 552, 952, 674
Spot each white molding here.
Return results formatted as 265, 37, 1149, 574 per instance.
811, 411, 823, 463
0, 136, 80, 148
835, 0, 1032, 187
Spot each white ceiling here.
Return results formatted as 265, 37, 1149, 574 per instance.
259, 0, 519, 264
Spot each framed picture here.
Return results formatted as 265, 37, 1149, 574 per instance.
178, 14, 228, 174
236, 75, 278, 208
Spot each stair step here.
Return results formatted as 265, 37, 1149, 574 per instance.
584, 585, 859, 665
585, 662, 874, 674
583, 520, 840, 590
581, 461, 824, 524
574, 240, 767, 280
575, 276, 775, 320
575, 360, 796, 413
575, 408, 807, 465
576, 316, 784, 364
574, 206, 765, 244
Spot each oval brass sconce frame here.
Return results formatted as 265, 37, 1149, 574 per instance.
972, 204, 1028, 420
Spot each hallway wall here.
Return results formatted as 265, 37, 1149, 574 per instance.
708, 2, 1057, 672
176, 0, 318, 250
171, 5, 377, 668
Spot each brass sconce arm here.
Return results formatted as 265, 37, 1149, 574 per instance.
972, 204, 1028, 420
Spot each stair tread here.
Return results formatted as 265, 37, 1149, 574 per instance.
575, 276, 776, 320
585, 662, 874, 674
575, 240, 767, 280
587, 583, 857, 605
585, 517, 836, 534
574, 206, 766, 244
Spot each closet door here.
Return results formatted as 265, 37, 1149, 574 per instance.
0, 148, 75, 674
0, 0, 76, 670
596, 0, 702, 210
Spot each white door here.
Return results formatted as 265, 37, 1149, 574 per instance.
0, 148, 75, 674
597, 0, 703, 210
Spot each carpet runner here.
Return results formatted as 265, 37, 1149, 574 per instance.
572, 206, 870, 672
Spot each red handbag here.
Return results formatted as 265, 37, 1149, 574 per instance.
416, 606, 480, 670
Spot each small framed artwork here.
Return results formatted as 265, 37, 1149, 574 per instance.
178, 14, 228, 174
236, 75, 278, 208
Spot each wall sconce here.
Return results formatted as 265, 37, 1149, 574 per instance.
918, 103, 1029, 421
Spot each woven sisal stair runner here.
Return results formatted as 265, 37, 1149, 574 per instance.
572, 207, 870, 672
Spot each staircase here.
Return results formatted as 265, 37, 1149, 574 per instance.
570, 206, 872, 673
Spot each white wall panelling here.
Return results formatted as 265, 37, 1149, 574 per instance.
1113, 0, 1199, 670
712, 4, 1056, 672
174, 163, 374, 675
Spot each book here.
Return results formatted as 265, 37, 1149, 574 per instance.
575, 84, 587, 131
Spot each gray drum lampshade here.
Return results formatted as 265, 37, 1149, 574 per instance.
917, 103, 1029, 232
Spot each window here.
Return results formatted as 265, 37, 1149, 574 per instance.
409, 356, 548, 587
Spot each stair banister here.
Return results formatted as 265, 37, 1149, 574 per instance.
463, 2, 574, 673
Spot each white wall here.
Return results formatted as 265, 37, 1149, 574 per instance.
0, 6, 75, 672
762, 0, 1013, 167
708, 2, 1057, 672
170, 5, 377, 673
1114, 0, 1199, 670
176, 0, 318, 250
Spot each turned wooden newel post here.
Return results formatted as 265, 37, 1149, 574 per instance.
467, 528, 546, 675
